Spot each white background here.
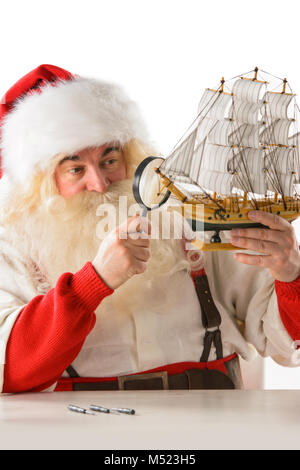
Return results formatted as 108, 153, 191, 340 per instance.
0, 0, 299, 388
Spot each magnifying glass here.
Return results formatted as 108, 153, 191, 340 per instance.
132, 156, 171, 217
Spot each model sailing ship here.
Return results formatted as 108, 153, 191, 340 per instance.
133, 67, 300, 250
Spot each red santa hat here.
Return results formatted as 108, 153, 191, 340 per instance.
0, 64, 148, 184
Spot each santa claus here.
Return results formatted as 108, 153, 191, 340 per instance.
0, 64, 299, 393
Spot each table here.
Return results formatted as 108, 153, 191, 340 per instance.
0, 390, 299, 450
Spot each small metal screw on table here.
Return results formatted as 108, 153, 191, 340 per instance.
67, 404, 95, 415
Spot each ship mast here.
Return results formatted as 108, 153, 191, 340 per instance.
254, 66, 258, 81
282, 78, 287, 94
220, 77, 225, 93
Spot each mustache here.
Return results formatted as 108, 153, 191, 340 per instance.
44, 178, 135, 221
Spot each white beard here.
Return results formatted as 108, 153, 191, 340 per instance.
9, 179, 200, 296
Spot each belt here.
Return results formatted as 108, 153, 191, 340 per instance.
54, 354, 237, 391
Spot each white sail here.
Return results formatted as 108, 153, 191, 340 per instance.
232, 78, 265, 104
265, 148, 295, 174
234, 173, 266, 195
198, 170, 233, 195
199, 143, 233, 173
266, 171, 295, 196
208, 120, 260, 149
288, 133, 300, 181
189, 139, 206, 183
279, 173, 296, 196
196, 117, 218, 144
263, 92, 295, 120
260, 119, 293, 146
289, 131, 300, 147
229, 98, 262, 125
198, 89, 232, 120
264, 147, 297, 195
238, 148, 265, 174
233, 148, 266, 194
195, 89, 232, 144
207, 119, 235, 146
161, 128, 198, 178
229, 123, 260, 148
197, 79, 266, 195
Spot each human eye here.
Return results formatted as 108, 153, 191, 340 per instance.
100, 157, 121, 170
68, 166, 84, 175
103, 158, 118, 166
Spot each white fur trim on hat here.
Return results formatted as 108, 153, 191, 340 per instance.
1, 77, 148, 184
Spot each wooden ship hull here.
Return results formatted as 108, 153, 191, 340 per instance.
184, 198, 300, 251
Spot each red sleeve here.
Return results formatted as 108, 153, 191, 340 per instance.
275, 275, 300, 342
2, 262, 113, 393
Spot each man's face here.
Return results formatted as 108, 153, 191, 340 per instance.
54, 143, 127, 198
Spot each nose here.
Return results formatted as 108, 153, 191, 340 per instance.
85, 167, 110, 193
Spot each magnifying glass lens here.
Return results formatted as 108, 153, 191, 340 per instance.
132, 157, 171, 211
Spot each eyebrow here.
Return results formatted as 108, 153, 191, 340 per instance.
58, 146, 121, 165
102, 146, 121, 157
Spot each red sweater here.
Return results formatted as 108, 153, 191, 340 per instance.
275, 278, 300, 344
2, 263, 300, 393
3, 262, 113, 393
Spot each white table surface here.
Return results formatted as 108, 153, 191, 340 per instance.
0, 390, 300, 450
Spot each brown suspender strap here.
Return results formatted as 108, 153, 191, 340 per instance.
193, 274, 224, 362
193, 274, 221, 329
66, 365, 80, 378
200, 329, 223, 362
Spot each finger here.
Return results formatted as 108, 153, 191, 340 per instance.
138, 216, 152, 235
248, 210, 292, 232
127, 237, 151, 247
230, 234, 279, 254
129, 245, 151, 262
117, 215, 138, 237
132, 259, 148, 274
234, 252, 272, 267
231, 227, 285, 246
118, 216, 151, 240
128, 216, 151, 239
